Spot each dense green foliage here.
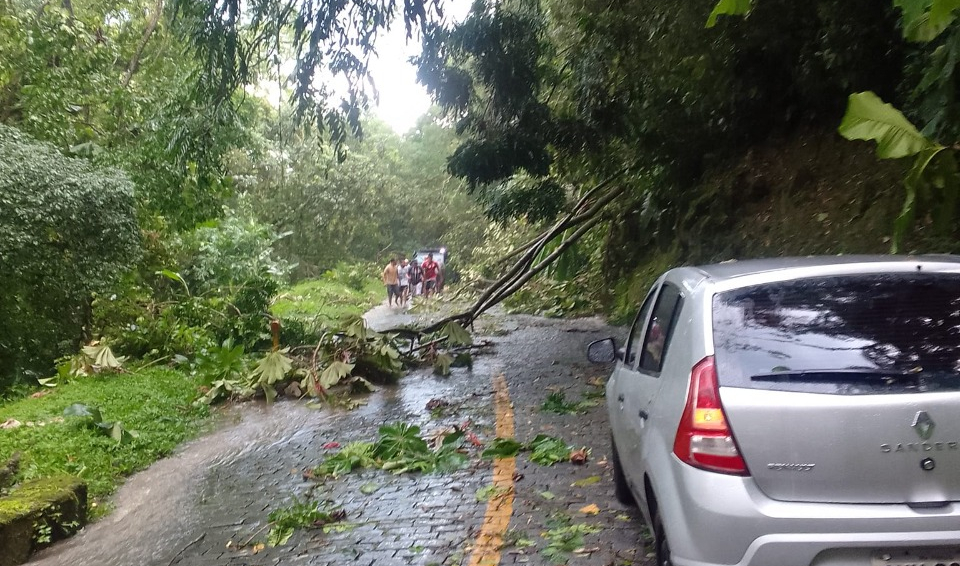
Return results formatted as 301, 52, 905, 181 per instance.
0, 0, 489, 394
0, 0, 246, 227
92, 210, 290, 362
405, 0, 960, 311
173, 0, 441, 152
229, 110, 488, 277
0, 125, 140, 386
419, 0, 903, 219
270, 270, 382, 325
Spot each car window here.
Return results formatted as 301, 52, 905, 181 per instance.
625, 286, 658, 368
713, 273, 960, 394
638, 284, 683, 374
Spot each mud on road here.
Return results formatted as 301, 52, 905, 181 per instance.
29, 309, 649, 566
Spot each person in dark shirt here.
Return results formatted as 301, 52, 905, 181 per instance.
408, 259, 423, 299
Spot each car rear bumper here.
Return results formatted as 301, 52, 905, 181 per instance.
673, 533, 960, 566
659, 456, 960, 566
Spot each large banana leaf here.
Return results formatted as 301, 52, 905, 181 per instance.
706, 0, 752, 28
837, 92, 960, 252
838, 92, 935, 159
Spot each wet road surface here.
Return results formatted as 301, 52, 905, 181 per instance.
29, 307, 650, 566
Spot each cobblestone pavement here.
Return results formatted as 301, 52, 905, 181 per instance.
29, 310, 650, 566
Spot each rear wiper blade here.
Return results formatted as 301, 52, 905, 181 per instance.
750, 368, 920, 383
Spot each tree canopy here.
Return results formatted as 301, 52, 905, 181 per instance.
0, 125, 140, 384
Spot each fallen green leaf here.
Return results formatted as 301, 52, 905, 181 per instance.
529, 434, 572, 466
320, 360, 355, 389
440, 321, 473, 346
571, 476, 601, 487
481, 437, 524, 459
433, 353, 454, 376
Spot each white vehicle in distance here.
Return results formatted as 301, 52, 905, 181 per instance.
588, 255, 960, 566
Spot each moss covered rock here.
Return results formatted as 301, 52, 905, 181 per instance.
0, 475, 87, 566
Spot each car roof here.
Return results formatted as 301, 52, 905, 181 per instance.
672, 254, 960, 286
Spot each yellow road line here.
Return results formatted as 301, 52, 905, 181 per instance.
468, 373, 516, 566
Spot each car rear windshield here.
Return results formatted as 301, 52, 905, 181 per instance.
712, 273, 960, 394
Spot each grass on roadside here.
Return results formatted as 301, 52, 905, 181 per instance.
0, 367, 209, 513
271, 275, 382, 324
0, 266, 380, 521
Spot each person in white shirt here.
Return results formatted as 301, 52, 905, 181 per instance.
397, 258, 411, 305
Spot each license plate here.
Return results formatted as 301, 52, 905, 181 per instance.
872, 548, 960, 566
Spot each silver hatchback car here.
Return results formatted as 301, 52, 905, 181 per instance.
588, 256, 960, 566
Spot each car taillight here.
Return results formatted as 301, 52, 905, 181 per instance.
672, 356, 749, 475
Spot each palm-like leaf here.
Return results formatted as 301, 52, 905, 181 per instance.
440, 321, 472, 346
250, 349, 293, 402
319, 360, 355, 389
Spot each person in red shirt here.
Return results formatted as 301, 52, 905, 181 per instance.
421, 253, 439, 299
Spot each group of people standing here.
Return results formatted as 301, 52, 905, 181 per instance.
381, 253, 441, 307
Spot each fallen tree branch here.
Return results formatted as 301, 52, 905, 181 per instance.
168, 533, 205, 566
465, 184, 626, 322
411, 173, 631, 335
474, 212, 608, 319
408, 335, 448, 354
463, 170, 629, 326
449, 340, 493, 354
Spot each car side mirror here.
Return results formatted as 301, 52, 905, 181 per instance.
587, 337, 618, 363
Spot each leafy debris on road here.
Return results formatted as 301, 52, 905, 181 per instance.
425, 398, 452, 417
475, 484, 513, 502
541, 515, 602, 564
266, 498, 345, 547
529, 435, 573, 466
579, 503, 600, 515
503, 528, 537, 549
311, 422, 471, 477
433, 352, 454, 376
314, 442, 378, 477
481, 437, 524, 458
540, 391, 596, 414
480, 434, 580, 466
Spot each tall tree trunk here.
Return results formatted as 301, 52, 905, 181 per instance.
121, 0, 164, 89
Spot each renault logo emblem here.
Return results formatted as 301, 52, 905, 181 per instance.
913, 411, 935, 440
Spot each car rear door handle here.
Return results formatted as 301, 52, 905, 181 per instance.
638, 409, 649, 420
